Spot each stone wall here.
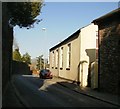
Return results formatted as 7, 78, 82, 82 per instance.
12, 61, 31, 75
99, 23, 120, 94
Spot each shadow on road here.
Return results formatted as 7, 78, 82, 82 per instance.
57, 81, 81, 90
2, 74, 45, 108
3, 75, 119, 107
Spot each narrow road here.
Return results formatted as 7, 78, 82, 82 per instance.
12, 75, 118, 107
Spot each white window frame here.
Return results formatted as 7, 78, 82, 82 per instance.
60, 47, 63, 68
96, 31, 98, 59
55, 49, 58, 68
52, 51, 54, 68
66, 43, 71, 69
96, 31, 98, 49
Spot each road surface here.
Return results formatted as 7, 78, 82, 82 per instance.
12, 75, 118, 107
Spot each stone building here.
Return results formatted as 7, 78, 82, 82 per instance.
92, 8, 120, 94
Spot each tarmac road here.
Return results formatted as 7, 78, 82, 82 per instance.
12, 75, 118, 107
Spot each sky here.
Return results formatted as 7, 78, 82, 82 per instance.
13, 2, 118, 59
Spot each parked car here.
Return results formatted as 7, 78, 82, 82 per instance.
39, 69, 53, 79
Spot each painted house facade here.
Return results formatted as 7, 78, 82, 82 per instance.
49, 23, 98, 87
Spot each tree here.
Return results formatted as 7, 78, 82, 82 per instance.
2, 1, 43, 94
7, 2, 43, 28
13, 48, 22, 62
36, 55, 44, 70
22, 52, 31, 65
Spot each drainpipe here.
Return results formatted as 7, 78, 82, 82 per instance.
77, 29, 81, 85
98, 26, 100, 91
77, 62, 80, 85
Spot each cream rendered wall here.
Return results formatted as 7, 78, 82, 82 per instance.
50, 23, 98, 84
50, 49, 59, 77
79, 23, 98, 87
80, 23, 98, 63
59, 35, 80, 81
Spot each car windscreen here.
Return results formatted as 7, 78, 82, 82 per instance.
41, 70, 48, 75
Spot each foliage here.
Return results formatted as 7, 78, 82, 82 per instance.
7, 1, 43, 29
13, 49, 22, 61
22, 52, 31, 64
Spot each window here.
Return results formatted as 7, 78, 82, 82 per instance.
52, 51, 54, 68
55, 49, 58, 68
66, 44, 71, 69
96, 49, 98, 59
96, 31, 98, 59
96, 31, 98, 49
96, 31, 98, 38
96, 39, 98, 49
60, 47, 63, 69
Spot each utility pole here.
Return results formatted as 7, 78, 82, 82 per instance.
42, 28, 46, 69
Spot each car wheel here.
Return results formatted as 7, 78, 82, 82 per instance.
50, 77, 52, 79
40, 75, 42, 78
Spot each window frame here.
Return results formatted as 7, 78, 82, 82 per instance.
66, 43, 71, 70
55, 49, 58, 69
52, 51, 54, 68
60, 47, 63, 69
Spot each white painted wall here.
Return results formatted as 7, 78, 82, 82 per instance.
79, 23, 98, 87
58, 36, 80, 81
49, 23, 98, 87
50, 32, 80, 81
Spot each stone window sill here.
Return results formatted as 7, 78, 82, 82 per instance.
60, 68, 63, 70
66, 68, 70, 70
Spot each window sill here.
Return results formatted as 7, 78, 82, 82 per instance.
60, 68, 63, 70
66, 68, 70, 70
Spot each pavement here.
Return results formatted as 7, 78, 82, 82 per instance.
2, 81, 25, 107
52, 76, 120, 107
2, 75, 120, 108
